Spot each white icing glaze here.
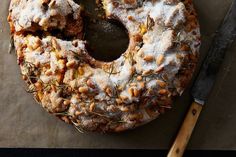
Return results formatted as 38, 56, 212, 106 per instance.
9, 0, 81, 31
9, 0, 201, 132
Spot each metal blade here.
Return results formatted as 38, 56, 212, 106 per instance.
191, 0, 236, 105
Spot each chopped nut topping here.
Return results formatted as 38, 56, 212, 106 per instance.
79, 87, 89, 93
144, 55, 154, 62
156, 54, 165, 65
9, 0, 200, 132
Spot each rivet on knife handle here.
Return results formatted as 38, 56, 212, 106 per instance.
168, 0, 236, 156
167, 102, 202, 157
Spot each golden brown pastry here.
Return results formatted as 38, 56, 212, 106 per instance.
8, 0, 200, 132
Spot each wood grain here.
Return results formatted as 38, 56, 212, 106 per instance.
167, 102, 203, 157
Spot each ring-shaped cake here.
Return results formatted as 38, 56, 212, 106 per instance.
8, 0, 201, 132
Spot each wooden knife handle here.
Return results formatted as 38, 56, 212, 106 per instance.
167, 102, 203, 157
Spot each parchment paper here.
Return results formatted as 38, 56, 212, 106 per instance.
1, 0, 236, 149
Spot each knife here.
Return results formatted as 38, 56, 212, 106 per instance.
167, 1, 236, 157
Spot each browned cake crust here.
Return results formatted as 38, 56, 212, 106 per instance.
8, 0, 200, 132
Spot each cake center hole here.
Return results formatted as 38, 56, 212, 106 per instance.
76, 0, 129, 62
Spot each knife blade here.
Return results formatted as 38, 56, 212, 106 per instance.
191, 0, 236, 105
168, 1, 236, 157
